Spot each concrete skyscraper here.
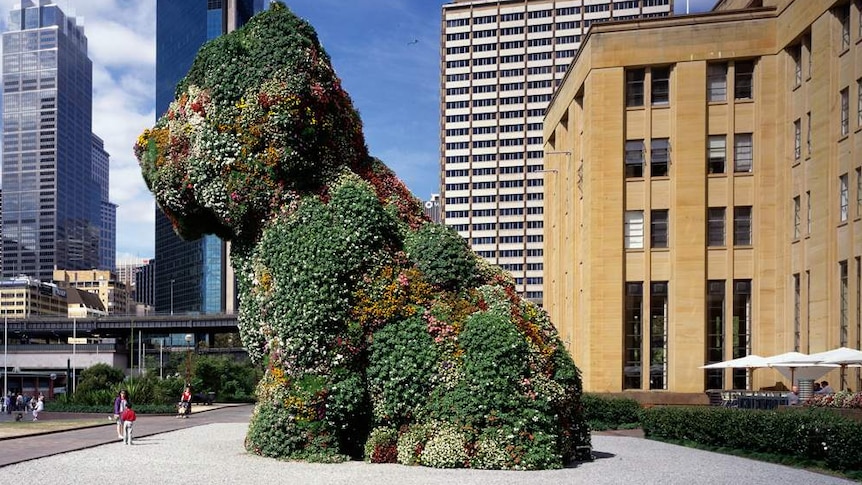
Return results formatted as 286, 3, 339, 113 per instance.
441, 0, 672, 304
154, 0, 266, 315
1, 0, 112, 281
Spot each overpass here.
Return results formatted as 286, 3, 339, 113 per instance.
2, 313, 243, 397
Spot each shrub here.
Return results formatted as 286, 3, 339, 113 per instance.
581, 394, 642, 429
74, 363, 125, 396
420, 424, 468, 469
364, 427, 398, 463
642, 405, 862, 473
397, 423, 432, 466
404, 223, 480, 292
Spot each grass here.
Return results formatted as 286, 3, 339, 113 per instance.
0, 418, 112, 439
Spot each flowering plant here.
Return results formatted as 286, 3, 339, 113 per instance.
137, 1, 590, 469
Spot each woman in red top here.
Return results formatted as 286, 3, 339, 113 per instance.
177, 386, 192, 418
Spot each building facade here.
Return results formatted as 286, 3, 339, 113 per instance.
1, 1, 111, 281
544, 0, 862, 395
92, 135, 116, 272
53, 269, 130, 315
154, 0, 264, 315
0, 276, 67, 318
441, 0, 672, 305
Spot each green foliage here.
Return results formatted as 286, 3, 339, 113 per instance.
364, 427, 398, 463
642, 406, 862, 473
238, 176, 398, 365
396, 423, 432, 466
191, 354, 262, 402
419, 424, 468, 468
581, 394, 643, 429
74, 363, 125, 396
404, 223, 480, 292
245, 398, 348, 462
367, 316, 439, 426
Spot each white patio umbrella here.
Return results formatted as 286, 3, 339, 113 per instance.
808, 347, 862, 390
765, 351, 838, 384
700, 354, 769, 369
700, 355, 770, 390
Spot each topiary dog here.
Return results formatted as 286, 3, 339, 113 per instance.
136, 1, 590, 469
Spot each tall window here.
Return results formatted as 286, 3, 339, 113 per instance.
793, 45, 802, 87
649, 282, 668, 390
734, 61, 754, 100
651, 209, 669, 248
625, 140, 644, 178
732, 279, 752, 390
734, 133, 753, 172
793, 119, 801, 161
840, 260, 849, 347
624, 282, 643, 390
626, 68, 645, 107
857, 168, 862, 217
733, 206, 752, 246
807, 111, 812, 155
840, 4, 851, 50
650, 138, 669, 177
857, 257, 861, 351
793, 196, 801, 238
841, 87, 850, 136
708, 135, 726, 174
840, 173, 849, 222
707, 207, 725, 246
651, 66, 670, 105
793, 273, 801, 352
807, 190, 812, 234
625, 211, 644, 249
857, 79, 862, 127
707, 63, 727, 102
705, 280, 725, 390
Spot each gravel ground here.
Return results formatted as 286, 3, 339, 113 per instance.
0, 423, 855, 485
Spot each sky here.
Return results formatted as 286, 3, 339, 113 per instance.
0, 0, 715, 261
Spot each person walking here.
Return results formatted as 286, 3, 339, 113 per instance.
120, 403, 137, 445
31, 395, 44, 421
177, 386, 192, 418
113, 390, 128, 439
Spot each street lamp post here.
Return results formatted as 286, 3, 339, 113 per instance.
184, 333, 193, 386
170, 279, 175, 316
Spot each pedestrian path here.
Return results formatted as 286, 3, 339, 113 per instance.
0, 405, 855, 484
0, 404, 250, 466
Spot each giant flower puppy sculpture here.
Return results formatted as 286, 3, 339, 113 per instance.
136, 2, 590, 469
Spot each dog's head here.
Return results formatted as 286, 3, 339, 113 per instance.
136, 2, 368, 244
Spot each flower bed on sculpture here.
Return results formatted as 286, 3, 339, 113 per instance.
136, 2, 590, 469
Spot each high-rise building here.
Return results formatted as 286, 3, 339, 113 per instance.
544, 0, 862, 396
154, 0, 265, 315
441, 0, 672, 305
1, 0, 112, 281
93, 135, 116, 272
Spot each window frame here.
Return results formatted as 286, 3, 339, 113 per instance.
650, 209, 669, 248
624, 210, 645, 249
625, 139, 644, 178
841, 87, 850, 137
651, 66, 670, 105
708, 135, 726, 174
707, 63, 727, 102
650, 138, 670, 177
734, 61, 754, 100
840, 173, 849, 222
626, 68, 645, 107
707, 207, 726, 247
733, 133, 753, 173
733, 206, 753, 246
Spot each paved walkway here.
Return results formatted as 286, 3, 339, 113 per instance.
0, 406, 856, 484
0, 404, 251, 466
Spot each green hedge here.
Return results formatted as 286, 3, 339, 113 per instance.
642, 406, 862, 473
44, 401, 176, 415
581, 394, 642, 429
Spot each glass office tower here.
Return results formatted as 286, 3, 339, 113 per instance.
2, 1, 108, 281
154, 0, 265, 314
